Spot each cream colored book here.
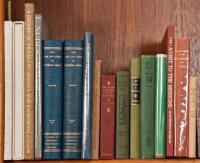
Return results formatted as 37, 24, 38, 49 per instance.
12, 21, 24, 160
4, 21, 13, 160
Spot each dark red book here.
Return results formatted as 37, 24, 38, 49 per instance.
100, 75, 116, 159
174, 38, 190, 157
162, 25, 175, 157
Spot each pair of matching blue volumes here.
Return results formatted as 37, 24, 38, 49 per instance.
42, 32, 94, 160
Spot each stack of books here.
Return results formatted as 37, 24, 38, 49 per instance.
3, 2, 197, 161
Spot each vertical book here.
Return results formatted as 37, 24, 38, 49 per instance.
155, 54, 167, 158
130, 58, 140, 159
100, 75, 116, 160
116, 71, 130, 159
140, 55, 156, 159
63, 40, 83, 159
42, 40, 63, 160
174, 38, 190, 157
82, 32, 94, 160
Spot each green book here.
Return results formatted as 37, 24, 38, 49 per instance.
155, 54, 167, 158
130, 58, 140, 159
140, 55, 156, 159
116, 71, 130, 159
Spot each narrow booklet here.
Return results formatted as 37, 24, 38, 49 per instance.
174, 38, 190, 157
82, 32, 94, 160
116, 71, 130, 159
91, 60, 102, 160
130, 58, 140, 159
100, 75, 116, 160
4, 21, 13, 160
35, 14, 42, 160
155, 54, 167, 158
24, 3, 35, 159
140, 55, 156, 159
42, 40, 63, 160
12, 21, 25, 160
63, 40, 83, 159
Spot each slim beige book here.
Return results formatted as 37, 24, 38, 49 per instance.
24, 3, 35, 159
91, 60, 102, 160
189, 76, 197, 158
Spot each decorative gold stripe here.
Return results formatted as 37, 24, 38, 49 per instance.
63, 132, 82, 136
44, 132, 62, 136
43, 47, 62, 50
43, 149, 61, 152
64, 47, 83, 50
63, 149, 81, 152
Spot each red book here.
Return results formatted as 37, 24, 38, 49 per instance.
174, 38, 190, 157
100, 75, 116, 159
162, 25, 175, 157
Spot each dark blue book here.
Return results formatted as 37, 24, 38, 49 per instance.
63, 40, 83, 159
82, 32, 94, 160
42, 40, 63, 160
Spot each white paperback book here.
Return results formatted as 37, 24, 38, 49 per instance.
4, 21, 13, 160
12, 21, 24, 160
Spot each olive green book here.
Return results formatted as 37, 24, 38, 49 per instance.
116, 71, 130, 159
130, 58, 140, 159
155, 54, 167, 158
140, 55, 156, 159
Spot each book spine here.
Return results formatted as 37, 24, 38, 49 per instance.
100, 75, 116, 160
35, 14, 42, 160
91, 60, 102, 160
42, 40, 63, 160
164, 26, 175, 157
116, 71, 130, 159
12, 21, 25, 160
24, 3, 35, 159
63, 40, 83, 159
140, 55, 156, 159
82, 32, 94, 160
155, 54, 167, 158
130, 58, 140, 159
174, 38, 190, 157
4, 21, 13, 160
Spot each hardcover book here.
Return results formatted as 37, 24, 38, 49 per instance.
91, 60, 102, 160
174, 38, 190, 157
140, 55, 156, 159
63, 40, 83, 159
35, 14, 42, 160
100, 75, 116, 160
82, 32, 94, 160
42, 40, 63, 160
162, 25, 175, 157
24, 3, 35, 159
116, 71, 130, 159
130, 58, 140, 159
155, 54, 167, 158
12, 21, 25, 160
4, 21, 13, 160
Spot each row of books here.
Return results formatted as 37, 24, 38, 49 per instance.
3, 2, 197, 161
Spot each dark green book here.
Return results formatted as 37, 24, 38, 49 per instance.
140, 55, 156, 159
155, 54, 167, 158
116, 71, 130, 159
130, 58, 140, 159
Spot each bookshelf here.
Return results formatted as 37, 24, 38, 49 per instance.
1, 0, 200, 163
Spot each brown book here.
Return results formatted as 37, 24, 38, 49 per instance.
100, 75, 116, 159
24, 3, 35, 159
174, 38, 190, 157
162, 25, 175, 157
91, 60, 102, 160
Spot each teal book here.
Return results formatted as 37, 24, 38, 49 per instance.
140, 55, 156, 159
116, 71, 130, 159
155, 54, 167, 158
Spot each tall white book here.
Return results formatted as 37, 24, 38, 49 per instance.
4, 21, 13, 160
12, 21, 25, 160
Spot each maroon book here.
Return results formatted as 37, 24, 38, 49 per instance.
162, 25, 175, 157
100, 75, 116, 159
174, 38, 190, 157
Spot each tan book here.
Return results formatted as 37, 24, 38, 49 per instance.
24, 3, 35, 159
91, 60, 102, 160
